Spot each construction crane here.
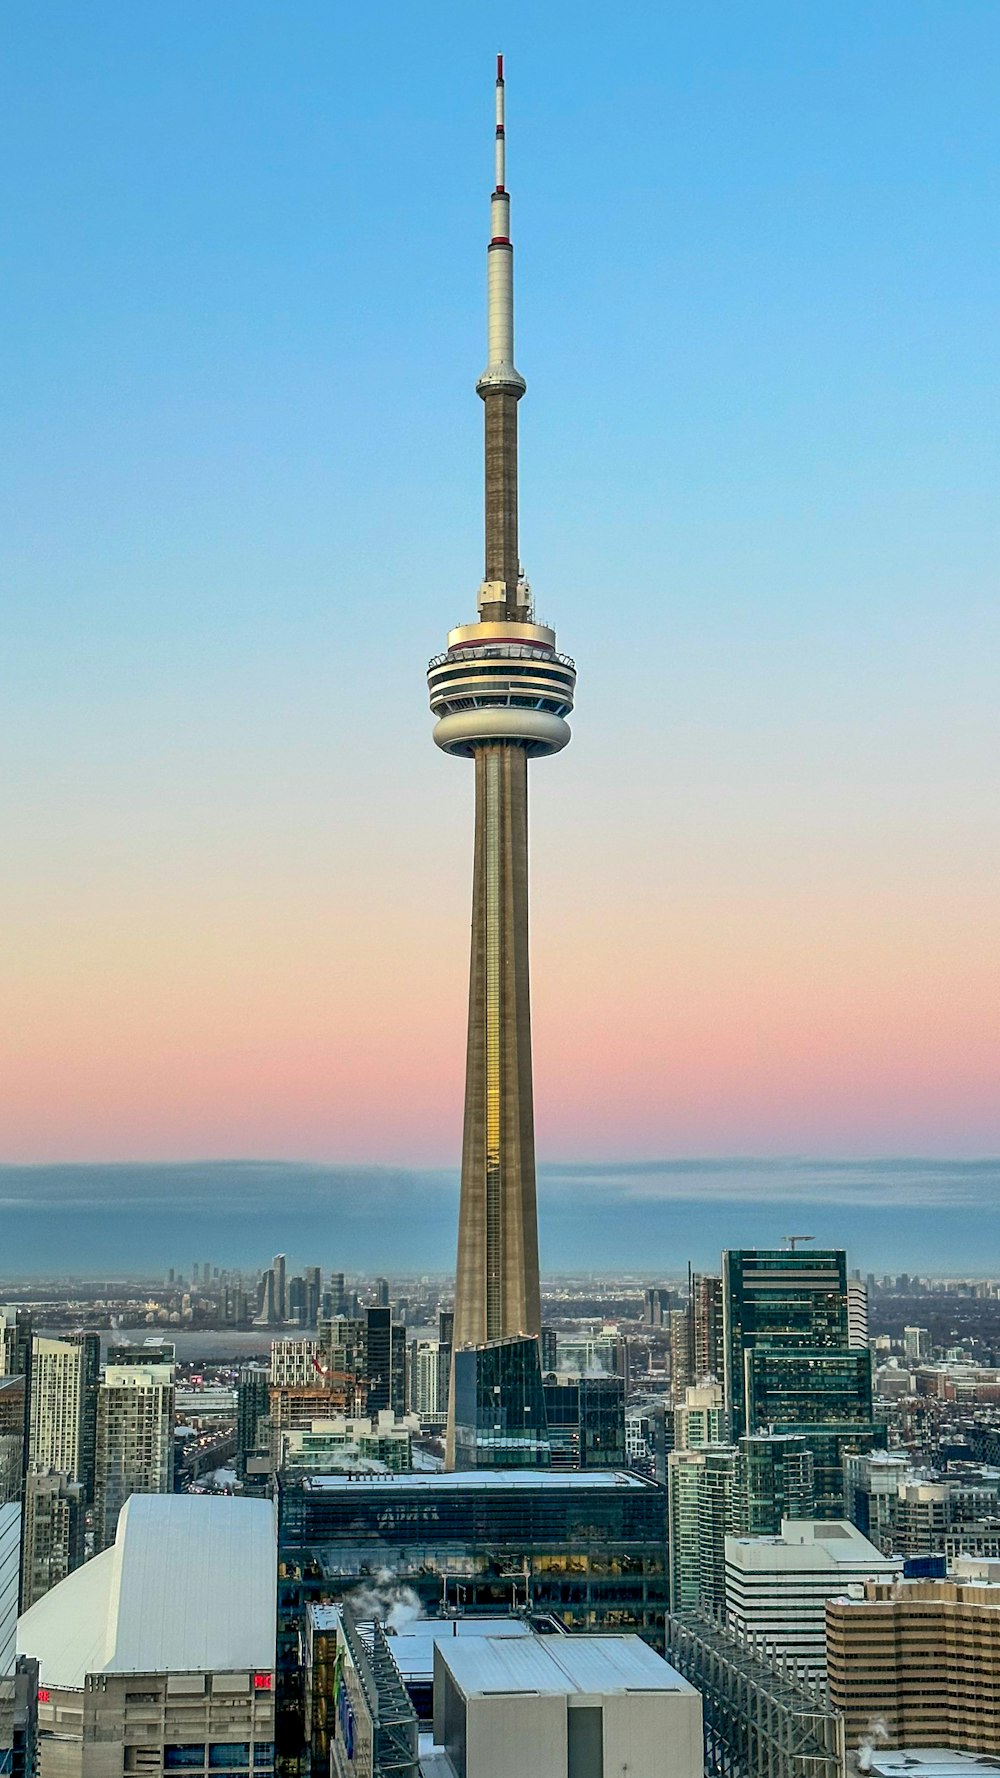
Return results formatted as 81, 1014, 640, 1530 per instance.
784, 1235, 815, 1251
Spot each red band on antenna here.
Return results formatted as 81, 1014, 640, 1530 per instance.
497, 54, 504, 81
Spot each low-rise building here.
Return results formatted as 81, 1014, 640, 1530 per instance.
430, 1629, 702, 1778
277, 1412, 416, 1475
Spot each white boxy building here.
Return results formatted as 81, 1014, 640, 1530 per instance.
429, 1632, 703, 1778
724, 1517, 901, 1675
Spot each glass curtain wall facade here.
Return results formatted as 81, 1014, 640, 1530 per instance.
722, 1250, 850, 1439
276, 1468, 669, 1758
452, 1337, 550, 1470
542, 1377, 626, 1470
743, 1348, 883, 1517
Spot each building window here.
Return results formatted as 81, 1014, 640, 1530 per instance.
164, 1749, 206, 1770
209, 1748, 251, 1769
252, 1749, 274, 1767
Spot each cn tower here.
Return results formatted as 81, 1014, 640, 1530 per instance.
427, 58, 576, 1464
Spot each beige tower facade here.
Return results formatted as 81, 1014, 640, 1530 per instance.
427, 61, 575, 1463
94, 1362, 174, 1551
27, 1338, 85, 1477
826, 1577, 1000, 1753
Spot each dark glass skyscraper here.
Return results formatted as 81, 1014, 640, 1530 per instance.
723, 1248, 882, 1515
722, 1248, 850, 1438
453, 1336, 551, 1470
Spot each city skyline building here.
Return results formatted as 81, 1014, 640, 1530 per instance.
93, 1360, 175, 1552
426, 59, 576, 1465
722, 1246, 880, 1513
26, 1339, 88, 1483
19, 1470, 84, 1612
724, 1518, 900, 1675
827, 1576, 1000, 1753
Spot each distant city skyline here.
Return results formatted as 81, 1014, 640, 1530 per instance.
3, 7, 997, 1170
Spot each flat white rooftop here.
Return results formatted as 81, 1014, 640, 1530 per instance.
303, 1469, 652, 1492
18, 1494, 276, 1689
307, 1607, 535, 1678
438, 1634, 696, 1699
727, 1518, 898, 1573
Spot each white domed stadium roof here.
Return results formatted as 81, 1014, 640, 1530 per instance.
17, 1494, 276, 1689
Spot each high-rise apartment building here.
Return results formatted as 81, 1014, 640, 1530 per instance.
66, 1332, 100, 1504
27, 1340, 88, 1480
667, 1446, 737, 1615
427, 61, 576, 1466
0, 1503, 18, 1676
669, 1310, 693, 1405
0, 1381, 26, 1505
255, 1268, 279, 1327
407, 1340, 441, 1422
94, 1362, 175, 1552
437, 1308, 454, 1418
237, 1364, 271, 1474
287, 1275, 307, 1327
843, 1449, 915, 1546
847, 1281, 869, 1348
903, 1325, 931, 1362
270, 1341, 322, 1389
736, 1433, 815, 1536
0, 1312, 31, 1389
363, 1307, 406, 1416
19, 1470, 84, 1610
644, 1288, 671, 1329
692, 1274, 725, 1384
673, 1383, 725, 1452
303, 1267, 321, 1329
272, 1254, 288, 1323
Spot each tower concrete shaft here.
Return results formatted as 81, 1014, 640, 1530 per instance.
428, 59, 575, 1466
455, 742, 540, 1347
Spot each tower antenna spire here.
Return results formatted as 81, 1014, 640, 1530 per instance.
476, 50, 526, 618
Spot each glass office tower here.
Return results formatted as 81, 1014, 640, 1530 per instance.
723, 1250, 882, 1515
722, 1249, 850, 1439
452, 1336, 551, 1470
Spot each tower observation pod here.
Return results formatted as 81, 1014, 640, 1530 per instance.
427, 58, 576, 1469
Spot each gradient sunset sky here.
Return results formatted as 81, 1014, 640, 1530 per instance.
2, 2, 997, 1171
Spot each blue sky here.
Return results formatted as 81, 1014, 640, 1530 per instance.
1, 5, 997, 1203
